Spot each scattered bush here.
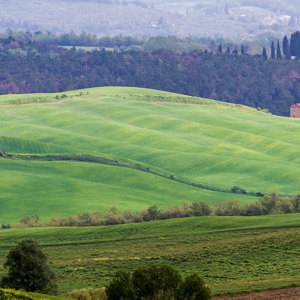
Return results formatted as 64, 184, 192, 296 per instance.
190, 202, 211, 216
292, 195, 300, 212
214, 200, 242, 216
178, 273, 211, 300
231, 186, 247, 194
241, 202, 264, 216
17, 215, 40, 227
1, 224, 11, 229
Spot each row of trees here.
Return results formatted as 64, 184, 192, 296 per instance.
262, 31, 300, 61
12, 194, 300, 228
0, 38, 299, 115
106, 265, 210, 300
0, 240, 210, 299
3, 30, 300, 115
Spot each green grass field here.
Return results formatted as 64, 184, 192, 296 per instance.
0, 88, 300, 297
0, 215, 299, 296
1, 86, 300, 222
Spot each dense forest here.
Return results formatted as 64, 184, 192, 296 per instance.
1, 32, 300, 115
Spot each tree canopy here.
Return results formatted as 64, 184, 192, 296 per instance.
0, 239, 57, 294
106, 265, 211, 300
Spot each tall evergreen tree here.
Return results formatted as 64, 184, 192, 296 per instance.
271, 41, 275, 59
290, 31, 300, 59
241, 44, 245, 55
262, 47, 268, 60
276, 41, 282, 60
218, 43, 223, 53
283, 36, 289, 57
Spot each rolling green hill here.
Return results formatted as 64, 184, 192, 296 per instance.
0, 215, 299, 295
0, 87, 300, 222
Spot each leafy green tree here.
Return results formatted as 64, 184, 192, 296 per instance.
0, 239, 57, 294
106, 271, 135, 300
132, 265, 182, 299
178, 273, 211, 300
145, 205, 160, 221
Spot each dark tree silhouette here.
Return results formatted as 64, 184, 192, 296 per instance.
0, 240, 57, 294
271, 41, 275, 59
262, 47, 268, 61
276, 41, 282, 60
178, 273, 211, 300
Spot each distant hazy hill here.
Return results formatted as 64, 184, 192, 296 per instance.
1, 0, 300, 39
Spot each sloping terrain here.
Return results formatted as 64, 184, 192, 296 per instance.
0, 87, 300, 222
0, 214, 299, 294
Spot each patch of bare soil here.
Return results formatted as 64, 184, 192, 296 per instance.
214, 287, 300, 300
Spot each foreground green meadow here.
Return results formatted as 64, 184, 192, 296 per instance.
0, 215, 299, 297
1, 87, 300, 222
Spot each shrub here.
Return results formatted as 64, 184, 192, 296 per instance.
178, 273, 211, 300
143, 205, 161, 221
191, 202, 211, 216
106, 271, 135, 300
231, 186, 247, 194
292, 195, 300, 212
259, 193, 279, 214
241, 202, 264, 216
275, 197, 293, 214
18, 215, 40, 227
214, 200, 242, 216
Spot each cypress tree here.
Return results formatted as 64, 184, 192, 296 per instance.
276, 41, 282, 60
262, 47, 268, 60
282, 35, 289, 57
218, 43, 223, 53
290, 32, 297, 57
241, 44, 245, 55
271, 41, 275, 59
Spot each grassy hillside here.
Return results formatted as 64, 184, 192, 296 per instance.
0, 215, 299, 295
1, 86, 300, 222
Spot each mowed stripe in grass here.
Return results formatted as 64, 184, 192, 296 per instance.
1, 87, 300, 195
0, 215, 299, 294
1, 87, 300, 222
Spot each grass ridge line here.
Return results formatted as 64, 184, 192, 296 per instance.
1, 152, 262, 198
